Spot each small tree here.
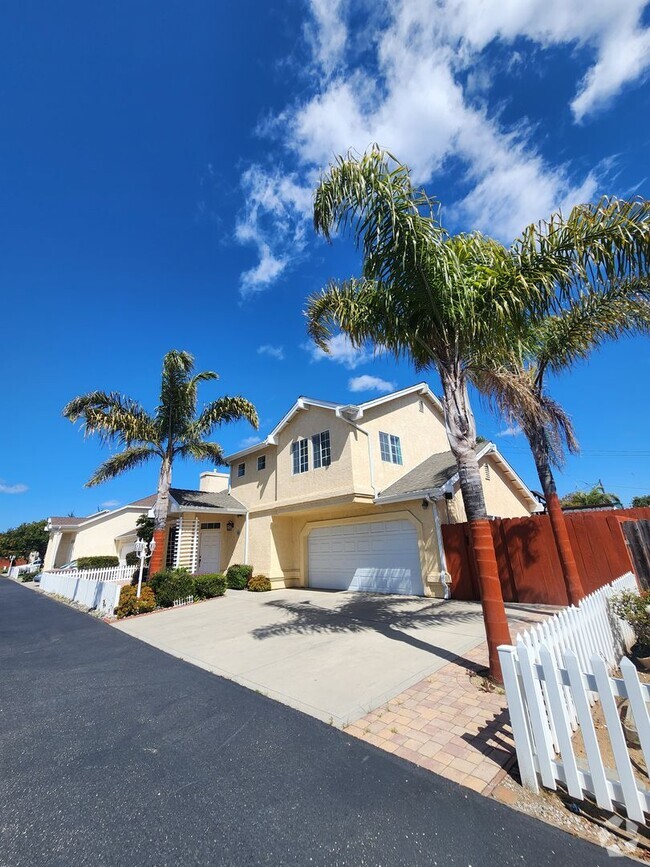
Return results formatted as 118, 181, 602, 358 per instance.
560, 483, 622, 509
135, 514, 155, 544
632, 495, 650, 508
0, 520, 48, 561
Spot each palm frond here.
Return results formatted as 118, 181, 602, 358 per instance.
185, 396, 259, 441
175, 441, 226, 465
85, 446, 159, 487
63, 391, 157, 447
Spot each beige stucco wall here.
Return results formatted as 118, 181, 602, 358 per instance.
71, 509, 147, 562
448, 454, 535, 522
44, 531, 76, 569
357, 392, 449, 494
199, 472, 229, 493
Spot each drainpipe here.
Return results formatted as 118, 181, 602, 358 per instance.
429, 494, 452, 600
244, 512, 249, 564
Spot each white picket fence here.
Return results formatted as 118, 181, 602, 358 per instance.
40, 565, 135, 614
499, 571, 650, 823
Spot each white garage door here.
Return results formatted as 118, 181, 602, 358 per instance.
308, 519, 423, 596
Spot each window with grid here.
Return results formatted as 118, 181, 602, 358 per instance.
379, 431, 403, 465
165, 526, 178, 568
312, 430, 331, 469
257, 455, 266, 471
291, 438, 309, 474
200, 522, 221, 530
237, 462, 245, 477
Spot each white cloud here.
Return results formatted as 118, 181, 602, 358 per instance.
257, 344, 285, 361
240, 435, 262, 448
302, 334, 371, 369
348, 375, 396, 394
496, 424, 523, 438
0, 480, 28, 494
235, 0, 648, 285
100, 500, 120, 508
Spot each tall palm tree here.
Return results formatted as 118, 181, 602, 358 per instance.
477, 281, 649, 604
307, 146, 650, 680
64, 350, 258, 574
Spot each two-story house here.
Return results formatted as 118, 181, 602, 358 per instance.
221, 383, 538, 598
44, 383, 538, 598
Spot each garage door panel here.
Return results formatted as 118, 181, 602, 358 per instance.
308, 520, 423, 596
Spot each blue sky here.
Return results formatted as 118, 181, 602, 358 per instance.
1, 0, 649, 527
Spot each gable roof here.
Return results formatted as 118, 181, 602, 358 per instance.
169, 488, 246, 513
48, 516, 86, 528
224, 382, 442, 462
377, 451, 459, 501
375, 442, 539, 510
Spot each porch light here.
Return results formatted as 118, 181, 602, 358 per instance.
226, 521, 234, 531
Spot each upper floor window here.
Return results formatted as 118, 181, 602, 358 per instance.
291, 438, 309, 474
257, 455, 266, 471
379, 431, 403, 465
237, 462, 246, 478
312, 430, 331, 469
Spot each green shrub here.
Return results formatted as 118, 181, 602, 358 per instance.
21, 570, 38, 583
611, 589, 650, 648
149, 567, 188, 595
116, 585, 157, 618
77, 556, 119, 569
193, 573, 227, 600
125, 551, 140, 567
248, 574, 271, 592
226, 564, 253, 590
154, 570, 195, 608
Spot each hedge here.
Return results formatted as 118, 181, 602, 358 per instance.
154, 570, 195, 608
226, 564, 253, 590
77, 556, 119, 569
193, 573, 227, 599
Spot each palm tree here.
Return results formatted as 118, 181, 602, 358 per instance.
477, 280, 649, 604
306, 146, 650, 680
64, 350, 258, 574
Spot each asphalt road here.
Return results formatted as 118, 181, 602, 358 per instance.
0, 579, 620, 866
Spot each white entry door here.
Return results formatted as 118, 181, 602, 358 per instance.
308, 519, 423, 596
198, 529, 221, 574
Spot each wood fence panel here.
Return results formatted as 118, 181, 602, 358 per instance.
443, 508, 645, 606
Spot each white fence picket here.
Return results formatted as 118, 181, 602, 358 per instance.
39, 564, 134, 614
498, 571, 650, 823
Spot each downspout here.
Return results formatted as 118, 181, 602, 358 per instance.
429, 495, 452, 600
244, 512, 249, 564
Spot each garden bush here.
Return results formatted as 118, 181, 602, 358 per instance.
77, 555, 119, 569
154, 570, 195, 608
226, 564, 253, 590
193, 573, 227, 599
248, 574, 271, 592
149, 567, 188, 595
611, 589, 650, 652
125, 551, 140, 567
116, 585, 157, 618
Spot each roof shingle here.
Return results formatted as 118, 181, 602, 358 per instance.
377, 451, 458, 500
169, 488, 246, 512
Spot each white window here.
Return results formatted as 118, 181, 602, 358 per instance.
237, 462, 246, 478
312, 430, 331, 469
379, 431, 403, 465
257, 455, 266, 471
291, 438, 309, 474
200, 522, 221, 530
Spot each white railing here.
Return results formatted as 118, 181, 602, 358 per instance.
499, 572, 649, 823
40, 565, 135, 614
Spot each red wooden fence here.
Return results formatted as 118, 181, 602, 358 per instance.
442, 507, 650, 606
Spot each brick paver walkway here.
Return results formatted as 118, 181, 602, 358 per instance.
345, 612, 548, 794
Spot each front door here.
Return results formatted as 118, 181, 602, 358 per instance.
198, 528, 221, 574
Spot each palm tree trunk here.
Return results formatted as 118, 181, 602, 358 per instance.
149, 457, 172, 575
440, 367, 512, 680
527, 425, 584, 605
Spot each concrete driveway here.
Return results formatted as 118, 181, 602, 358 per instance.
114, 589, 543, 726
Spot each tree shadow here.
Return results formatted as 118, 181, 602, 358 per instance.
251, 594, 491, 672
461, 706, 517, 777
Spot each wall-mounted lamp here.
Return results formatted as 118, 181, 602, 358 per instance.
421, 498, 429, 510
226, 521, 235, 531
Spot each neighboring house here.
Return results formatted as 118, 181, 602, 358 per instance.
44, 383, 538, 598
43, 478, 246, 572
